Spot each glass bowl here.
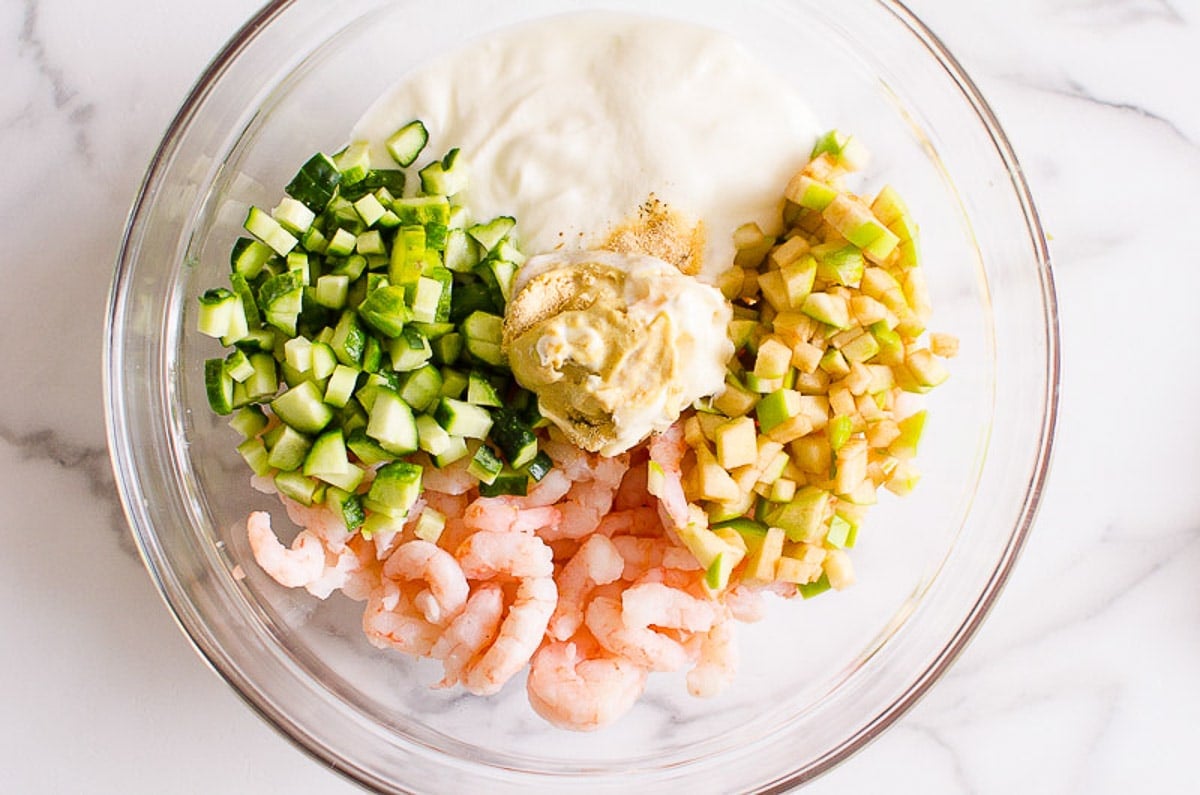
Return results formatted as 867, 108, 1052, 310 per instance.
104, 0, 1057, 791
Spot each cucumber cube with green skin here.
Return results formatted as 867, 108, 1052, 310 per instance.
228, 405, 268, 439
388, 225, 427, 289
467, 216, 516, 253
324, 364, 360, 408
346, 428, 395, 466
365, 461, 423, 518
391, 196, 451, 226
204, 359, 234, 415
271, 380, 333, 435
755, 389, 802, 434
389, 327, 433, 372
244, 206, 298, 256
258, 271, 304, 316
227, 272, 262, 331
353, 194, 387, 229
413, 508, 446, 543
397, 364, 443, 412
303, 429, 352, 478
523, 451, 553, 482
763, 486, 831, 543
366, 387, 419, 456
335, 141, 372, 185
443, 228, 479, 273
467, 444, 504, 485
467, 370, 503, 407
266, 424, 312, 472
272, 197, 316, 236
236, 437, 273, 477
283, 336, 313, 374
274, 470, 323, 506
386, 120, 428, 167
433, 434, 470, 467
411, 276, 445, 324
245, 353, 278, 401
326, 487, 365, 532
357, 285, 411, 339
197, 289, 237, 339
286, 152, 342, 212
478, 468, 528, 498
416, 414, 453, 457
439, 368, 469, 399
224, 349, 256, 383
800, 292, 851, 330
434, 397, 493, 439
419, 148, 469, 196
490, 410, 539, 469
326, 228, 358, 258
230, 238, 274, 278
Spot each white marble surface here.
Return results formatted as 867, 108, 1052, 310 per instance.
2, 0, 1197, 792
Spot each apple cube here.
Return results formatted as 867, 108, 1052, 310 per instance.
801, 292, 851, 330
745, 526, 786, 583
754, 337, 793, 380
714, 417, 758, 469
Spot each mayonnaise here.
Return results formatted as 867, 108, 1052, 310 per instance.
352, 11, 821, 278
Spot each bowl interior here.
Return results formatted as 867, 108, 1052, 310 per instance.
109, 0, 1054, 790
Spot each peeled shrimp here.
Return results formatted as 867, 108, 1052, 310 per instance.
526, 641, 647, 731
548, 535, 625, 641
610, 536, 668, 581
596, 506, 664, 538
462, 576, 557, 696
463, 497, 561, 535
382, 540, 469, 625
362, 579, 440, 657
282, 498, 352, 552
246, 511, 325, 589
540, 455, 628, 541
686, 618, 737, 698
431, 583, 505, 688
419, 454, 475, 495
585, 595, 690, 672
724, 584, 767, 624
647, 425, 690, 529
621, 582, 717, 635
456, 531, 554, 580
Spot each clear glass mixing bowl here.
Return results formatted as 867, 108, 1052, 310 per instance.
105, 0, 1057, 791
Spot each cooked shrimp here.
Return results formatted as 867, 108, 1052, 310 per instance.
540, 455, 628, 541
647, 424, 690, 529
541, 438, 597, 481
512, 467, 572, 507
724, 584, 767, 623
612, 460, 652, 510
431, 583, 505, 688
596, 506, 663, 538
661, 545, 704, 572
462, 576, 557, 695
246, 511, 325, 589
585, 595, 690, 672
621, 582, 717, 634
456, 531, 555, 580
548, 535, 624, 641
463, 497, 561, 535
423, 489, 470, 520
362, 579, 440, 657
383, 540, 469, 625
686, 618, 737, 698
526, 641, 647, 731
282, 498, 352, 551
340, 534, 381, 602
610, 536, 667, 581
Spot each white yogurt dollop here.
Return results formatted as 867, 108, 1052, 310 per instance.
352, 12, 821, 277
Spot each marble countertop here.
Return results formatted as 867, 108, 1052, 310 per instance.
3, 0, 1196, 792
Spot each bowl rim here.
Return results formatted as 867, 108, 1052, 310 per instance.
104, 0, 1059, 790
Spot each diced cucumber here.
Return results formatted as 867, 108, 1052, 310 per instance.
274, 470, 323, 506
364, 461, 422, 518
266, 424, 312, 471
467, 370, 503, 407
419, 147, 469, 196
450, 281, 499, 322
272, 197, 316, 235
478, 468, 528, 497
326, 486, 365, 532
461, 310, 505, 367
431, 332, 463, 366
271, 380, 333, 435
228, 405, 268, 439
324, 364, 360, 408
354, 193, 387, 228
303, 429, 351, 477
523, 451, 553, 482
230, 238, 274, 279
439, 367, 468, 399
236, 437, 273, 477
204, 358, 233, 415
467, 443, 503, 485
285, 152, 342, 212
346, 428, 394, 466
391, 196, 450, 226
443, 228, 479, 273
335, 141, 372, 185
467, 216, 515, 253
389, 326, 432, 372
413, 507, 446, 543
225, 349, 255, 383
245, 206, 298, 256
434, 397, 493, 439
433, 434, 470, 467
386, 120, 428, 167
489, 410, 538, 469
326, 228, 357, 257
314, 274, 350, 310
198, 289, 238, 339
474, 257, 517, 307
245, 352, 278, 400
228, 272, 262, 331
398, 364, 443, 412
357, 285, 411, 339
416, 414, 453, 457
411, 276, 445, 324
366, 387, 419, 455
